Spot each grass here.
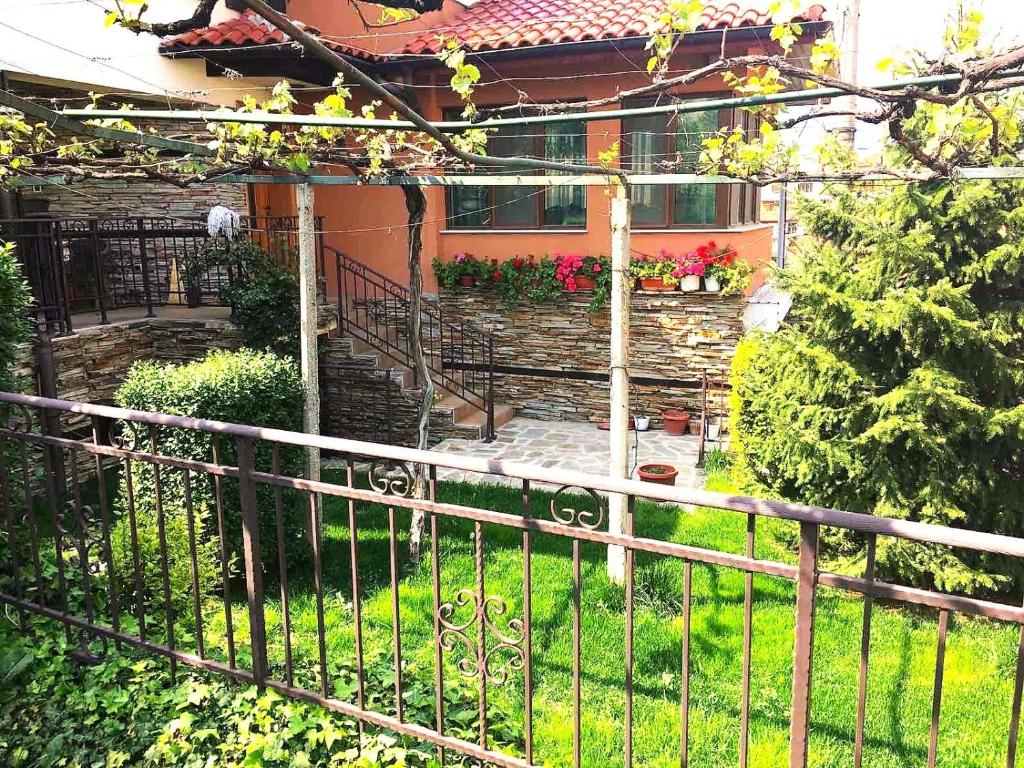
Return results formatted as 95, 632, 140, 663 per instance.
174, 468, 1024, 768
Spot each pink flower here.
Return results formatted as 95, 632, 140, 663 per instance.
592, 263, 602, 273
455, 252, 468, 263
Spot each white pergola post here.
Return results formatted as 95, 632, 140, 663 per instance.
607, 184, 632, 585
296, 183, 321, 485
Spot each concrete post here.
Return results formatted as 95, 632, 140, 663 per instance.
295, 184, 321, 485
607, 184, 632, 585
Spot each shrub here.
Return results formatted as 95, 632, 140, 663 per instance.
731, 180, 1024, 596
111, 350, 306, 615
0, 240, 31, 392
191, 239, 300, 356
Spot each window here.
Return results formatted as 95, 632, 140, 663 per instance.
623, 99, 760, 228
446, 112, 587, 229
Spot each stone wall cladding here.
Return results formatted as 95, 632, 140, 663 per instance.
14, 318, 243, 433
438, 288, 741, 424
20, 179, 249, 222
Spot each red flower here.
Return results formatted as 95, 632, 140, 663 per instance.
492, 270, 502, 281
707, 240, 717, 250
513, 257, 524, 269
593, 263, 602, 273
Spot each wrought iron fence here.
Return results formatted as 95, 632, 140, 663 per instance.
330, 246, 496, 440
2, 390, 1024, 768
0, 216, 321, 335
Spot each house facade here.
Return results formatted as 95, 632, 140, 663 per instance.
159, 0, 828, 292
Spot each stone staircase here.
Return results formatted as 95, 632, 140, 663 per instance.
321, 335, 515, 444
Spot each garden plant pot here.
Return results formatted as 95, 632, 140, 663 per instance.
679, 274, 701, 292
640, 277, 676, 292
662, 409, 690, 435
457, 275, 477, 287
688, 418, 702, 435
703, 275, 721, 292
634, 415, 651, 431
638, 463, 678, 486
574, 275, 597, 291
707, 420, 721, 440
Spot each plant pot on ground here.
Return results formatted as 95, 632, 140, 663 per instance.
688, 417, 702, 435
662, 409, 690, 435
638, 463, 678, 485
634, 415, 651, 431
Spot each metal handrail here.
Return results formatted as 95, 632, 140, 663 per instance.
328, 245, 496, 439
3, 389, 1022, 560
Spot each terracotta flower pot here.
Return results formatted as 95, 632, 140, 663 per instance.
574, 275, 597, 291
638, 463, 678, 486
662, 409, 690, 436
640, 277, 676, 292
457, 275, 477, 287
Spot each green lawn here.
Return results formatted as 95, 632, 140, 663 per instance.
182, 470, 1023, 768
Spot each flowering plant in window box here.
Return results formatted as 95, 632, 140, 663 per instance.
432, 252, 486, 288
631, 250, 680, 291
701, 242, 751, 294
554, 252, 606, 292
672, 250, 706, 292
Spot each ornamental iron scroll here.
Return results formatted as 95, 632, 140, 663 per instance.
56, 499, 105, 576
368, 458, 414, 497
108, 419, 143, 452
438, 589, 525, 685
550, 485, 606, 530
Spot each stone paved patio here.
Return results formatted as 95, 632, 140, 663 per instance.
431, 417, 708, 490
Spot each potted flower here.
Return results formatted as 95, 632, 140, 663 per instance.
634, 414, 651, 431
673, 250, 705, 292
432, 252, 485, 288
638, 463, 678, 486
662, 408, 690, 435
554, 252, 606, 292
631, 250, 679, 292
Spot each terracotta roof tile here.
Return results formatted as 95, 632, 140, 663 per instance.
402, 1, 825, 55
159, 12, 383, 62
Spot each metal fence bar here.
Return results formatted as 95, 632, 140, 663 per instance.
680, 560, 693, 768
928, 610, 950, 768
853, 534, 877, 768
272, 447, 294, 687
522, 478, 534, 765
347, 456, 367, 743
789, 522, 819, 768
238, 436, 269, 686
740, 513, 756, 768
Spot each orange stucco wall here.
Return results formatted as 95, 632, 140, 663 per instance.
252, 29, 775, 293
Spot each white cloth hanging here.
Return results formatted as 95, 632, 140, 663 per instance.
207, 205, 241, 238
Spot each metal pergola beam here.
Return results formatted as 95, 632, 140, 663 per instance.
56, 68, 1024, 133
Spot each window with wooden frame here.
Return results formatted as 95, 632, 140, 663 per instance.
445, 109, 588, 229
622, 98, 760, 228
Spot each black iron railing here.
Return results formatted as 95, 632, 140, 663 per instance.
3, 391, 1024, 768
330, 246, 495, 440
0, 215, 322, 335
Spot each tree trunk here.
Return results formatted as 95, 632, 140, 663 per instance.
404, 185, 433, 561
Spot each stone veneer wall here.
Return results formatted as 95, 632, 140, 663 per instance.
437, 289, 742, 424
13, 318, 243, 433
19, 178, 249, 222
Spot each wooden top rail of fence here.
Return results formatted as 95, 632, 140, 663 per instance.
4, 390, 1023, 560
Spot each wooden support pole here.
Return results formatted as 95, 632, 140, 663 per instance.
296, 184, 321, 485
607, 184, 632, 585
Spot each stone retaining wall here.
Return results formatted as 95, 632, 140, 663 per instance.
438, 288, 740, 424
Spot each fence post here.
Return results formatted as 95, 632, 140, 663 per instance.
485, 336, 495, 442
789, 521, 819, 768
90, 219, 108, 325
236, 435, 269, 685
137, 218, 155, 317
52, 220, 73, 334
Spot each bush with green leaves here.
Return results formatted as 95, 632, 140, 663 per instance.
731, 179, 1024, 595
0, 240, 31, 392
111, 350, 305, 615
191, 238, 300, 357
0, 620, 472, 768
